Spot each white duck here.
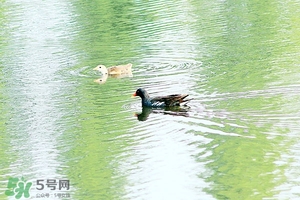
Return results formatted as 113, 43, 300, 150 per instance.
93, 63, 132, 75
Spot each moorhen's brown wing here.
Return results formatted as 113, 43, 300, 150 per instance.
151, 94, 189, 107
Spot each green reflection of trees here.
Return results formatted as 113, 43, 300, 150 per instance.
190, 0, 299, 199
60, 0, 140, 198
0, 4, 14, 199
60, 79, 134, 200
200, 130, 287, 199
195, 0, 280, 93
71, 0, 138, 66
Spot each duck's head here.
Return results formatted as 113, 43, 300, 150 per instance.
93, 65, 108, 75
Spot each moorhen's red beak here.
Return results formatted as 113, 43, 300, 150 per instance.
132, 92, 137, 98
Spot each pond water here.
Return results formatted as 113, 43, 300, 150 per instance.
1, 0, 300, 199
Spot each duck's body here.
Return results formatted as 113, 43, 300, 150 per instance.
93, 63, 132, 75
132, 88, 190, 107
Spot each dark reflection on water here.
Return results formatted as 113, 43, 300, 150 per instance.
135, 106, 190, 121
1, 0, 300, 199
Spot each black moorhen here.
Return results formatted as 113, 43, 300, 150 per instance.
132, 88, 191, 107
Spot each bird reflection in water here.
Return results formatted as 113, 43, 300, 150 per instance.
94, 74, 108, 84
94, 73, 133, 84
135, 106, 190, 121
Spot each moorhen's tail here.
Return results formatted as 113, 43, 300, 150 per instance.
180, 94, 193, 105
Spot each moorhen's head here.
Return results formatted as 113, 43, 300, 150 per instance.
132, 88, 149, 99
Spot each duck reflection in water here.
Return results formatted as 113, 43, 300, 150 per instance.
135, 106, 190, 121
94, 74, 108, 84
94, 73, 133, 84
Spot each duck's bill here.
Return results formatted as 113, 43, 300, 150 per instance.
131, 92, 137, 98
93, 67, 98, 70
